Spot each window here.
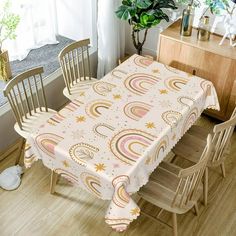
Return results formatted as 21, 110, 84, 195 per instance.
0, 0, 97, 108
5, 0, 97, 61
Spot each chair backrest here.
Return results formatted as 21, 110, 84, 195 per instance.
58, 39, 92, 95
172, 134, 212, 209
3, 67, 48, 130
210, 106, 236, 165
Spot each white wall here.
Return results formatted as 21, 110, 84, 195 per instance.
0, 52, 97, 152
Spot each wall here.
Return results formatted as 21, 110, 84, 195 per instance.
0, 52, 97, 153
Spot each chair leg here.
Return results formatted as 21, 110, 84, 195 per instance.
137, 197, 146, 209
220, 163, 226, 178
170, 154, 177, 163
50, 170, 58, 194
172, 213, 178, 236
194, 202, 199, 216
15, 138, 26, 165
203, 167, 208, 206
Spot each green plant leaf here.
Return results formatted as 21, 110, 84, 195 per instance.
115, 5, 136, 20
136, 0, 152, 9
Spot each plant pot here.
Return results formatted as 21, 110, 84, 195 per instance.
0, 50, 12, 81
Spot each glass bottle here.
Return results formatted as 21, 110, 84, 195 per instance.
197, 16, 211, 41
180, 4, 194, 36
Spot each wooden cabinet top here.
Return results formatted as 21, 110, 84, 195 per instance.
160, 20, 236, 60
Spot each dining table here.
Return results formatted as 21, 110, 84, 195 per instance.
24, 54, 220, 232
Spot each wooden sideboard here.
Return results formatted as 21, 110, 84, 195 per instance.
157, 20, 236, 121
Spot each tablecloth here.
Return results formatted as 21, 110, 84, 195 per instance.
25, 54, 219, 231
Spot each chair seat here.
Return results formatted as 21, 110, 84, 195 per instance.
187, 125, 211, 140
173, 132, 206, 164
173, 125, 229, 166
14, 108, 56, 139
63, 77, 97, 101
139, 161, 203, 214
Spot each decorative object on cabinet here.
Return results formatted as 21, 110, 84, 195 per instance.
157, 19, 236, 121
0, 0, 20, 81
205, 0, 236, 46
180, 4, 195, 36
115, 0, 177, 55
197, 15, 211, 41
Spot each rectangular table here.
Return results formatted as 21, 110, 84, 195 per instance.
25, 54, 219, 231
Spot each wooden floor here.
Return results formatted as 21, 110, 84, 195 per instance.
1, 115, 236, 236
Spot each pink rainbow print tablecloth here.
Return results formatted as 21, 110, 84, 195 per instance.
25, 54, 219, 231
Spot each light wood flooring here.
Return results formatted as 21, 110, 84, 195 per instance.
1, 115, 236, 236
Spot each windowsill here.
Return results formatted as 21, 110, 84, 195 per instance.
0, 46, 97, 117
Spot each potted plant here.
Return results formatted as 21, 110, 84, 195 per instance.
0, 0, 20, 81
115, 0, 177, 55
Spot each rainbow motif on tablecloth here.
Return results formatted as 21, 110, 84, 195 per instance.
134, 55, 153, 68
47, 113, 65, 126
147, 136, 169, 164
93, 123, 115, 138
92, 81, 116, 96
69, 142, 99, 166
63, 99, 84, 112
110, 129, 157, 165
164, 65, 180, 74
54, 168, 79, 183
124, 101, 152, 121
105, 218, 132, 232
124, 73, 160, 96
36, 133, 63, 158
111, 69, 128, 79
162, 110, 183, 128
177, 96, 195, 110
85, 99, 113, 118
111, 175, 130, 208
164, 76, 188, 92
200, 80, 212, 96
182, 107, 199, 135
80, 172, 101, 197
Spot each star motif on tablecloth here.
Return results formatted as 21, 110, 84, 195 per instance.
130, 207, 140, 216
79, 91, 85, 96
76, 116, 86, 122
113, 94, 122, 100
62, 160, 70, 168
95, 163, 106, 172
159, 89, 168, 94
146, 122, 155, 129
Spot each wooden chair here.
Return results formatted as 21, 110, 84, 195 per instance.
138, 134, 212, 236
3, 67, 57, 193
58, 38, 97, 101
172, 106, 236, 205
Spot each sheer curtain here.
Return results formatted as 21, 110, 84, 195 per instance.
4, 0, 95, 61
97, 0, 125, 78
4, 0, 58, 61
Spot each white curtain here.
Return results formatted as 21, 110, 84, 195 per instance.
3, 0, 58, 61
4, 0, 95, 62
97, 0, 125, 78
